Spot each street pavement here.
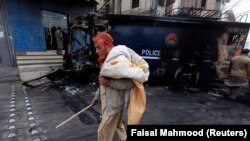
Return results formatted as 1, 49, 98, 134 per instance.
0, 81, 250, 141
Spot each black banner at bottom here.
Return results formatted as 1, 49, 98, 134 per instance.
127, 125, 250, 141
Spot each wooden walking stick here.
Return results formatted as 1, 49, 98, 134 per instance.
55, 104, 93, 129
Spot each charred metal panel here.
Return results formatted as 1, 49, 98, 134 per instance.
16, 51, 64, 81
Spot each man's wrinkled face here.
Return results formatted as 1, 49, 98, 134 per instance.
94, 41, 108, 58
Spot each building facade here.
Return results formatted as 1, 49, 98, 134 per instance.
96, 0, 223, 16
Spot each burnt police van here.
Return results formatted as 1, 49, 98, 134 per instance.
65, 10, 250, 88
102, 12, 250, 88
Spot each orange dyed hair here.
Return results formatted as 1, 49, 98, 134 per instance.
92, 32, 113, 47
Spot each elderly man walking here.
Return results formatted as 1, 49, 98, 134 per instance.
91, 32, 149, 141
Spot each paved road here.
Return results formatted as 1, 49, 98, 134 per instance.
0, 81, 250, 141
